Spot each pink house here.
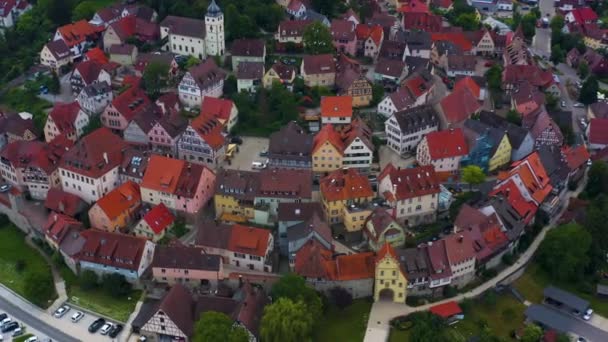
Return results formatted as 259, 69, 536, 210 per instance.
147, 113, 188, 157
330, 19, 357, 56
151, 244, 223, 288
101, 87, 152, 133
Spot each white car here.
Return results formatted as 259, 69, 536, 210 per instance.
71, 311, 84, 323
53, 305, 70, 318
100, 323, 113, 335
583, 308, 593, 320
24, 337, 38, 342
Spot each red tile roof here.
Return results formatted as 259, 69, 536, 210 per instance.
402, 12, 442, 32
85, 47, 109, 65
294, 239, 333, 279
57, 20, 103, 47
44, 188, 86, 217
588, 118, 608, 145
355, 24, 384, 46
502, 65, 554, 88
497, 151, 552, 204
453, 76, 481, 99
43, 212, 83, 245
562, 145, 590, 170
200, 96, 234, 123
77, 229, 148, 271
302, 54, 336, 75
93, 181, 141, 220
444, 231, 476, 264
141, 154, 214, 199
142, 203, 175, 234
431, 32, 473, 51
74, 60, 106, 85
378, 163, 441, 201
490, 179, 538, 223
321, 96, 353, 118
312, 124, 344, 154
440, 86, 481, 124
324, 252, 376, 281
398, 0, 429, 13
424, 129, 469, 160
228, 224, 271, 257
570, 7, 598, 25
330, 19, 355, 41
110, 87, 152, 122
1, 139, 71, 174
60, 127, 129, 178
48, 102, 81, 135
430, 301, 462, 319
320, 168, 373, 202
189, 114, 225, 149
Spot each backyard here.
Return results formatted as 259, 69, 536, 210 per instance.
0, 224, 57, 308
313, 299, 372, 342
59, 265, 141, 322
514, 262, 608, 317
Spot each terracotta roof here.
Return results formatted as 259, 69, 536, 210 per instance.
43, 212, 83, 245
330, 19, 355, 41
160, 15, 205, 38
267, 63, 296, 82
77, 229, 148, 271
231, 38, 265, 57
109, 87, 152, 122
378, 163, 441, 201
376, 242, 398, 263
287, 0, 304, 11
60, 128, 128, 178
569, 7, 598, 24
502, 65, 554, 88
48, 102, 82, 135
364, 208, 400, 243
187, 58, 227, 91
228, 224, 271, 257
57, 20, 103, 47
325, 252, 376, 280
355, 24, 383, 46
562, 145, 590, 170
258, 168, 312, 199
93, 181, 141, 221
340, 118, 373, 150
402, 12, 442, 32
452, 76, 481, 99
141, 154, 214, 199
440, 86, 481, 124
189, 114, 225, 149
321, 96, 352, 118
427, 239, 452, 279
430, 301, 462, 318
1, 139, 71, 174
387, 87, 416, 111
432, 32, 473, 51
530, 111, 564, 145
490, 179, 538, 222
294, 239, 333, 279
152, 244, 220, 271
200, 97, 234, 123
320, 168, 373, 202
312, 124, 344, 154
588, 118, 608, 145
424, 129, 469, 160
44, 188, 87, 217
444, 231, 476, 264
302, 54, 335, 75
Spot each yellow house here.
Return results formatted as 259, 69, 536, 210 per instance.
488, 131, 512, 172
312, 124, 344, 175
263, 63, 296, 89
319, 168, 374, 225
584, 35, 608, 51
374, 243, 407, 303
213, 170, 258, 221
337, 72, 373, 108
343, 205, 373, 232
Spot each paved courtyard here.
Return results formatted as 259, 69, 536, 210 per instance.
224, 137, 269, 171
378, 145, 417, 170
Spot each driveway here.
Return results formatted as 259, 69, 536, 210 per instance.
525, 304, 608, 341
37, 73, 75, 104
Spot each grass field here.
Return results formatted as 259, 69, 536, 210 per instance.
59, 265, 141, 322
0, 225, 57, 308
313, 299, 372, 342
514, 262, 608, 317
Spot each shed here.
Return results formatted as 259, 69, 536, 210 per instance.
429, 301, 463, 319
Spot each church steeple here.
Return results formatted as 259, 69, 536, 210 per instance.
207, 0, 222, 17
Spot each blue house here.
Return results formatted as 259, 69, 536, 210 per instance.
461, 119, 494, 172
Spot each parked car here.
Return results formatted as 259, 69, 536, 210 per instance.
71, 311, 84, 323
12, 327, 23, 337
53, 305, 70, 318
561, 100, 566, 108
573, 102, 584, 108
1, 321, 17, 334
577, 337, 586, 342
100, 323, 113, 335
230, 136, 243, 145
583, 308, 593, 320
484, 61, 494, 67
138, 336, 148, 342
0, 184, 11, 192
24, 336, 38, 342
88, 318, 105, 333
109, 324, 123, 338
0, 318, 11, 327
259, 149, 268, 157
0, 313, 7, 321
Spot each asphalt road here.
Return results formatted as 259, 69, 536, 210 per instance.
0, 295, 80, 342
526, 304, 608, 341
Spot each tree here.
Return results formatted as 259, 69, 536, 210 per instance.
408, 312, 448, 342
101, 273, 132, 297
260, 298, 314, 342
545, 92, 559, 111
142, 62, 170, 98
192, 311, 248, 342
578, 60, 590, 79
371, 84, 385, 106
46, 72, 61, 94
80, 270, 99, 291
24, 272, 55, 306
72, 1, 97, 21
521, 324, 543, 342
311, 0, 339, 17
302, 21, 334, 55
224, 75, 238, 97
521, 14, 537, 40
550, 15, 565, 32
271, 274, 322, 318
579, 75, 599, 105
455, 13, 480, 31
537, 224, 591, 281
461, 165, 486, 190
329, 287, 353, 309
506, 109, 522, 126
551, 44, 565, 64
586, 161, 608, 198
485, 64, 503, 100
42, 0, 73, 26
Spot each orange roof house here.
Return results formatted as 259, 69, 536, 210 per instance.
321, 96, 353, 125
320, 168, 373, 202
56, 20, 104, 48
88, 181, 142, 232
228, 224, 273, 257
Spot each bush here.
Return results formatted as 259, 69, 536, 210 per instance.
329, 287, 353, 310
23, 272, 55, 306
101, 273, 131, 297
51, 251, 64, 267
80, 270, 99, 291
443, 285, 457, 298
502, 252, 515, 266
0, 214, 9, 226
481, 268, 498, 280
406, 296, 424, 307
15, 259, 26, 273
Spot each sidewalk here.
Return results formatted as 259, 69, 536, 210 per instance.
363, 176, 589, 341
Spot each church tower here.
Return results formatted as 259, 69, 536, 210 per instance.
205, 0, 225, 57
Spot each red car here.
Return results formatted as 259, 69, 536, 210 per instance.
484, 61, 494, 67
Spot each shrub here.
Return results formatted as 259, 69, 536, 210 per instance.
329, 287, 353, 310
80, 270, 99, 291
23, 272, 55, 306
15, 259, 26, 273
102, 273, 131, 297
502, 252, 515, 266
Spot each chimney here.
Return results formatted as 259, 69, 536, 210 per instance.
458, 235, 464, 242
103, 152, 109, 164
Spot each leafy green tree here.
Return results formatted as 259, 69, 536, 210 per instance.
578, 60, 590, 79
46, 72, 61, 94
537, 224, 591, 281
260, 298, 314, 342
371, 84, 385, 106
521, 324, 543, 342
271, 273, 322, 319
101, 273, 132, 297
462, 165, 486, 190
72, 1, 97, 21
521, 15, 537, 40
551, 44, 565, 64
409, 312, 448, 342
24, 272, 55, 306
192, 311, 248, 342
303, 21, 334, 55
82, 116, 102, 136
142, 62, 170, 98
550, 15, 565, 32
485, 64, 503, 97
455, 13, 480, 30
224, 75, 238, 97
506, 109, 522, 126
42, 0, 73, 26
586, 161, 608, 198
329, 287, 353, 309
224, 4, 258, 41
579, 75, 599, 105
79, 270, 99, 291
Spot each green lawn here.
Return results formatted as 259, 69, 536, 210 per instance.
59, 265, 141, 322
313, 299, 372, 342
453, 294, 525, 340
514, 262, 608, 317
13, 333, 34, 342
0, 225, 57, 307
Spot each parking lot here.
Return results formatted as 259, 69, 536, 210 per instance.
224, 137, 269, 171
50, 303, 126, 342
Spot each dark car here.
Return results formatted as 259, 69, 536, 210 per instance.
0, 312, 7, 321
1, 321, 19, 333
88, 318, 106, 333
109, 324, 124, 338
230, 136, 243, 145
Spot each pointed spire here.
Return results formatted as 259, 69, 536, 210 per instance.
207, 0, 222, 17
